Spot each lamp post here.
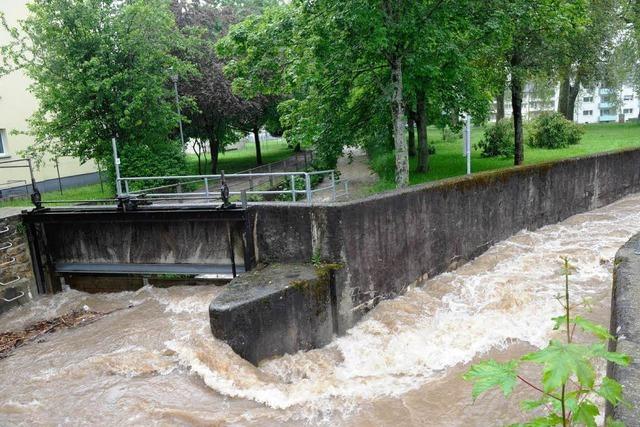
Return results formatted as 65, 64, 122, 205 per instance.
171, 74, 185, 147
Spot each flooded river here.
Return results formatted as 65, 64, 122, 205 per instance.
2, 193, 640, 426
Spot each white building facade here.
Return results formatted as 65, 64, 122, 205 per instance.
0, 0, 98, 197
495, 83, 639, 124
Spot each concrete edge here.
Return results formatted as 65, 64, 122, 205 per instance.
606, 233, 640, 423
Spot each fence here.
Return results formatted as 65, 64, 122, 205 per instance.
119, 169, 349, 205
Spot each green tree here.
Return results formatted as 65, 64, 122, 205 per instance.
220, 0, 506, 186
0, 0, 193, 181
171, 0, 279, 172
556, 0, 624, 121
500, 0, 589, 165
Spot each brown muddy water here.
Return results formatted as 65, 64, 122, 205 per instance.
2, 194, 640, 426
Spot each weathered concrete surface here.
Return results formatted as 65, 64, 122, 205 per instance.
22, 207, 251, 293
250, 148, 640, 332
0, 213, 37, 314
210, 264, 335, 365
606, 233, 640, 424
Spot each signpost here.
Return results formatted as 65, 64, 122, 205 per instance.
463, 114, 472, 175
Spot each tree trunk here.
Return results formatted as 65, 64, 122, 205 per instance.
253, 127, 263, 165
407, 112, 416, 157
416, 89, 428, 173
558, 75, 569, 118
566, 82, 580, 122
496, 90, 505, 122
209, 137, 220, 174
391, 56, 408, 187
511, 72, 524, 166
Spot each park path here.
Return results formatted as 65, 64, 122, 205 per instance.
221, 150, 313, 196
314, 147, 379, 202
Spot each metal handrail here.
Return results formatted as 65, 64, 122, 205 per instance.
2, 291, 24, 302
116, 168, 347, 205
0, 276, 20, 287
120, 170, 336, 182
0, 226, 9, 234
0, 242, 12, 251
0, 257, 16, 267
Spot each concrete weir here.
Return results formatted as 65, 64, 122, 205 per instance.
606, 233, 640, 423
209, 264, 339, 364
18, 148, 640, 365
210, 148, 640, 363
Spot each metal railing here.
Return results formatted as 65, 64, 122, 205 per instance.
132, 150, 315, 196
118, 169, 349, 205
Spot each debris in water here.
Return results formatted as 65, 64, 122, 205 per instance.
0, 307, 124, 358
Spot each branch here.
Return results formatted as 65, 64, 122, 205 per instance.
517, 375, 562, 402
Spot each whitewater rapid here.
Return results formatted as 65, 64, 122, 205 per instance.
1, 193, 639, 425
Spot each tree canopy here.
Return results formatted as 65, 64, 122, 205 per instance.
2, 0, 635, 187
1, 0, 194, 179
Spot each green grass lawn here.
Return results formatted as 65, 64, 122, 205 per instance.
0, 139, 295, 208
186, 139, 295, 174
371, 122, 640, 192
0, 182, 113, 208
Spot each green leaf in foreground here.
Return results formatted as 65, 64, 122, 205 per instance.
463, 359, 519, 399
571, 400, 599, 427
605, 416, 626, 427
590, 343, 632, 366
509, 413, 564, 426
522, 340, 595, 390
573, 316, 614, 340
597, 377, 627, 407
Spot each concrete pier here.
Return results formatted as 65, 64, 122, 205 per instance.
209, 264, 337, 364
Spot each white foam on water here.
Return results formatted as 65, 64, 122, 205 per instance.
164, 194, 640, 415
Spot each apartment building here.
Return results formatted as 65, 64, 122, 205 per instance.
494, 83, 639, 124
574, 86, 638, 123
0, 0, 98, 197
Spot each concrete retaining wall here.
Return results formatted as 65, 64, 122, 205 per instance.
250, 148, 640, 332
606, 233, 640, 423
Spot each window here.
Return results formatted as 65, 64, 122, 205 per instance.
623, 95, 634, 101
624, 108, 634, 114
583, 110, 593, 116
0, 130, 7, 155
583, 96, 594, 103
601, 109, 612, 116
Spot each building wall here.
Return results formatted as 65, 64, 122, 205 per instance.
574, 86, 638, 124
494, 83, 639, 124
0, 0, 97, 192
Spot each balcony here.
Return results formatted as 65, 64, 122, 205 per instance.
599, 114, 617, 122
599, 102, 612, 109
599, 88, 612, 95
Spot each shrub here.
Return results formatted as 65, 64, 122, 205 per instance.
475, 119, 514, 158
464, 258, 631, 426
118, 140, 188, 191
527, 112, 584, 149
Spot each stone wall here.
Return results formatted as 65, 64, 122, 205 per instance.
606, 233, 640, 423
250, 148, 640, 331
0, 211, 37, 315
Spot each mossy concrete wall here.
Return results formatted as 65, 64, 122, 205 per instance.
250, 148, 640, 332
606, 233, 640, 423
210, 264, 336, 364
